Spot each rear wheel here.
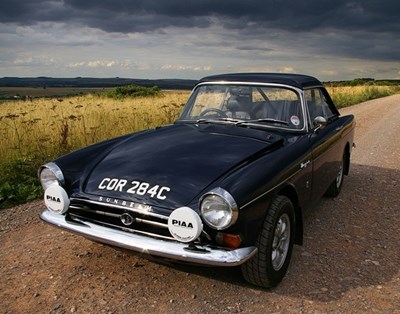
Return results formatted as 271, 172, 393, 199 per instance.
241, 195, 295, 288
325, 153, 346, 197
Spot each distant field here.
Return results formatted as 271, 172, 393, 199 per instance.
0, 87, 109, 99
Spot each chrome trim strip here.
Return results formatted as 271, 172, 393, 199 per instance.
41, 209, 257, 266
70, 198, 168, 221
135, 218, 168, 229
241, 167, 303, 209
69, 205, 121, 218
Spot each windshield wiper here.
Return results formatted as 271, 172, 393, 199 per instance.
237, 118, 289, 126
192, 118, 244, 124
217, 117, 244, 123
181, 118, 290, 128
195, 118, 211, 124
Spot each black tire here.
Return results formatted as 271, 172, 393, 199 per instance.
241, 195, 295, 288
325, 153, 345, 197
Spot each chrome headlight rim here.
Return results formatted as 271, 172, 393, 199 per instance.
38, 162, 65, 189
199, 187, 238, 230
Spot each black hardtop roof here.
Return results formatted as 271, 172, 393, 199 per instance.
199, 73, 322, 89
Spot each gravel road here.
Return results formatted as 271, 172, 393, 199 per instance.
1, 95, 399, 313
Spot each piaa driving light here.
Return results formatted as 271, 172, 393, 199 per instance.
39, 162, 65, 190
200, 187, 238, 230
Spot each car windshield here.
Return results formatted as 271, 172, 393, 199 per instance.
179, 84, 304, 130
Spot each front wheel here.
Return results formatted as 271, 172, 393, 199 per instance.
241, 195, 295, 288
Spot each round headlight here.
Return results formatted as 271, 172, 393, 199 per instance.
39, 162, 65, 190
200, 188, 238, 230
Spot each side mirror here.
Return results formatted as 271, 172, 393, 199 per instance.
313, 116, 327, 131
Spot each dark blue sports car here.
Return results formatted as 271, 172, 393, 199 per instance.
39, 73, 355, 288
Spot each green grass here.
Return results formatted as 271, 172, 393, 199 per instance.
0, 157, 42, 208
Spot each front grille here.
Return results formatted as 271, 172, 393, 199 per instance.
68, 198, 174, 240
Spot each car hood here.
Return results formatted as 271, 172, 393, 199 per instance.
83, 123, 283, 209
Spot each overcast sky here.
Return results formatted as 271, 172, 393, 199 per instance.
0, 0, 399, 81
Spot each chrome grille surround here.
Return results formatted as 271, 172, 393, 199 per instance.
68, 198, 173, 240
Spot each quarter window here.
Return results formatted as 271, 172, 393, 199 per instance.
306, 88, 335, 122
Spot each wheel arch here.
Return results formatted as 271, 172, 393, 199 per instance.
344, 142, 351, 175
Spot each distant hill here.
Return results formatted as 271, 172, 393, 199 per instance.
1, 76, 398, 89
0, 77, 198, 90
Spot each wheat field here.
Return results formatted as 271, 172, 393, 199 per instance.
326, 85, 398, 108
0, 91, 189, 163
1, 86, 399, 164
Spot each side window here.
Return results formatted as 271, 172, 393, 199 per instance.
306, 88, 335, 122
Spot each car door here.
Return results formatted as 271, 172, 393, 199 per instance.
306, 88, 344, 201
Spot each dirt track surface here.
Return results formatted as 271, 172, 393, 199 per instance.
1, 95, 400, 313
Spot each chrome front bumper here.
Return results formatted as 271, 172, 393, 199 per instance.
40, 209, 257, 266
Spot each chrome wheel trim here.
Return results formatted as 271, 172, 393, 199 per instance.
271, 213, 291, 271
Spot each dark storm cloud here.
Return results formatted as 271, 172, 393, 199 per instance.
1, 0, 399, 64
1, 0, 399, 34
0, 0, 67, 24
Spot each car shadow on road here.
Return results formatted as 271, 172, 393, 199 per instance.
151, 163, 399, 301
274, 163, 400, 301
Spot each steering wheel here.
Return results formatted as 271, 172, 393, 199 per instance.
199, 108, 228, 118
